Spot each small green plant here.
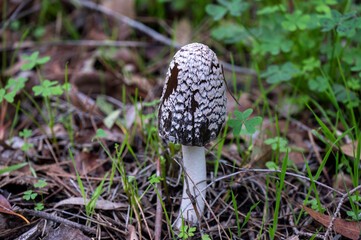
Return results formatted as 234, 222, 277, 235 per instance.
228, 108, 262, 136
19, 129, 34, 152
23, 179, 47, 210
260, 62, 300, 84
21, 51, 50, 71
0, 77, 28, 103
202, 235, 212, 240
304, 199, 326, 213
264, 137, 289, 152
178, 225, 196, 239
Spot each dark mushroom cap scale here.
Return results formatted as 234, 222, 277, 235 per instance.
158, 43, 227, 146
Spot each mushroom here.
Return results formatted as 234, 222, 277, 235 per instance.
158, 43, 227, 226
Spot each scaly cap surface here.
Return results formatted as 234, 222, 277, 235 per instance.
158, 43, 227, 146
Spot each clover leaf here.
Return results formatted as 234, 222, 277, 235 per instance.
333, 83, 359, 105
253, 36, 293, 56
32, 80, 63, 97
308, 76, 328, 92
19, 129, 32, 138
92, 128, 108, 142
302, 57, 321, 72
347, 78, 361, 91
264, 137, 289, 152
320, 10, 360, 35
23, 190, 37, 200
34, 179, 47, 189
0, 89, 16, 103
282, 10, 311, 31
206, 4, 227, 21
228, 109, 262, 136
21, 51, 51, 70
206, 0, 248, 21
257, 5, 285, 15
261, 62, 299, 84
148, 174, 163, 184
211, 24, 247, 44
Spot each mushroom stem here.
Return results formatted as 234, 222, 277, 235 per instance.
176, 145, 207, 227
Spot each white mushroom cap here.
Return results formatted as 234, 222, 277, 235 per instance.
158, 43, 227, 146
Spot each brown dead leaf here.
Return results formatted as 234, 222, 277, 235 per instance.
54, 197, 127, 210
341, 141, 360, 160
126, 225, 138, 240
303, 205, 361, 240
0, 194, 29, 224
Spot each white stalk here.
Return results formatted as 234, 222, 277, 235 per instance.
175, 145, 207, 228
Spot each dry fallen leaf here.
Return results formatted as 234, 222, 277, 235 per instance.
126, 225, 138, 240
54, 197, 127, 210
303, 205, 361, 240
341, 140, 360, 160
0, 194, 29, 224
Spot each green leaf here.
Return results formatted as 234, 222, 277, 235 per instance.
32, 80, 63, 97
0, 89, 5, 103
149, 174, 163, 184
282, 10, 311, 31
92, 129, 108, 141
211, 24, 247, 44
0, 162, 28, 175
308, 76, 328, 92
62, 83, 71, 91
29, 51, 39, 61
35, 203, 44, 211
264, 137, 289, 152
229, 109, 262, 136
333, 83, 359, 107
222, 0, 248, 17
302, 57, 321, 72
265, 161, 279, 170
257, 5, 285, 15
244, 116, 262, 134
34, 179, 47, 188
261, 62, 299, 84
36, 56, 51, 65
21, 61, 36, 71
23, 190, 37, 200
19, 129, 32, 138
320, 9, 359, 35
21, 51, 50, 70
4, 91, 16, 103
252, 35, 293, 56
21, 142, 34, 151
5, 78, 17, 90
347, 78, 361, 91
202, 235, 212, 240
206, 4, 227, 21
